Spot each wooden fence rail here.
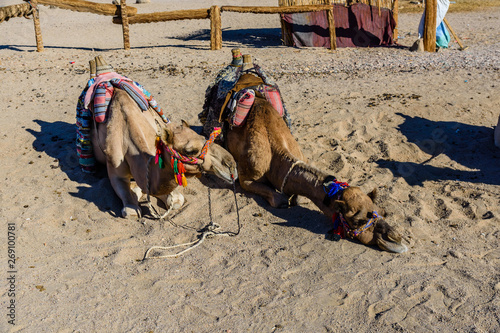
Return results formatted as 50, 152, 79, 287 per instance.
36, 0, 137, 16
220, 5, 332, 14
1, 0, 436, 52
112, 8, 210, 24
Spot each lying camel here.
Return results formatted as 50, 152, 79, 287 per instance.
206, 54, 406, 253
91, 89, 237, 218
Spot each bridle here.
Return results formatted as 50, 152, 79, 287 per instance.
154, 127, 222, 187
338, 210, 379, 238
323, 176, 379, 239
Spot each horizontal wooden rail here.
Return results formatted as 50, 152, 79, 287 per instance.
221, 5, 333, 14
0, 3, 32, 23
113, 8, 210, 24
34, 0, 137, 17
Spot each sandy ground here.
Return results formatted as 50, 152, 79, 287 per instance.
0, 0, 499, 332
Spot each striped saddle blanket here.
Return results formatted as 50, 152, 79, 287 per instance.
76, 73, 168, 173
228, 85, 284, 127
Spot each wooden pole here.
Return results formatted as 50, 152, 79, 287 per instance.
120, 0, 130, 50
30, 0, 44, 52
326, 6, 336, 50
442, 17, 468, 51
423, 0, 436, 52
221, 5, 332, 14
393, 0, 399, 41
210, 5, 222, 50
113, 9, 210, 24
35, 0, 137, 17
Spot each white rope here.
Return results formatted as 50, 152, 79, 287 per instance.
280, 160, 303, 194
145, 156, 172, 220
143, 224, 229, 259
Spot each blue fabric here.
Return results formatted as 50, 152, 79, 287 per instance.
436, 21, 450, 48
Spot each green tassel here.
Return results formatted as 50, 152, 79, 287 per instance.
158, 155, 164, 169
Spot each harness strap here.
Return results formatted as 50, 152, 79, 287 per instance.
280, 160, 303, 194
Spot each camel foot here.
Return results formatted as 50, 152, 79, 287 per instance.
166, 191, 185, 210
122, 205, 142, 218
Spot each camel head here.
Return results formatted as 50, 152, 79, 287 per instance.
160, 121, 237, 183
327, 184, 407, 253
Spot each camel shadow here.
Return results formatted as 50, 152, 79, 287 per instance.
26, 119, 123, 217
376, 113, 500, 186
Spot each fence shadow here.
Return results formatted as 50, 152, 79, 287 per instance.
375, 113, 500, 186
172, 28, 283, 48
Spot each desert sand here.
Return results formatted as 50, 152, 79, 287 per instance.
0, 0, 499, 332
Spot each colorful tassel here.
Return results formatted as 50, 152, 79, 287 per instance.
169, 155, 187, 187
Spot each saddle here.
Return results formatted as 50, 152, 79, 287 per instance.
220, 73, 284, 127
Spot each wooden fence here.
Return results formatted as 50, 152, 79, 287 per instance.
0, 0, 437, 52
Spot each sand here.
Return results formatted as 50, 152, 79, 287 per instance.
0, 0, 499, 332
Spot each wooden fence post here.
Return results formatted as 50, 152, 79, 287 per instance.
31, 0, 44, 52
120, 0, 130, 50
326, 5, 336, 50
423, 0, 436, 52
393, 0, 399, 41
210, 5, 222, 50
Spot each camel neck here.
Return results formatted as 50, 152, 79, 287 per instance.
279, 159, 334, 216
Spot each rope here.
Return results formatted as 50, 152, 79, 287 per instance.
280, 160, 303, 194
145, 156, 172, 220
143, 175, 240, 260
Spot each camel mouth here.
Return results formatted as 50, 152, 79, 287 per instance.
377, 239, 408, 253
210, 161, 238, 184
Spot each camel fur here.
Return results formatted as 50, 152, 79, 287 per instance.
91, 89, 237, 218
224, 95, 406, 253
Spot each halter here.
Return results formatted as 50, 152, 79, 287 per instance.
154, 127, 222, 187
338, 210, 379, 238
323, 177, 379, 239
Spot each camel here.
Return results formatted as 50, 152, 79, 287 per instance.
203, 53, 407, 253
91, 88, 237, 218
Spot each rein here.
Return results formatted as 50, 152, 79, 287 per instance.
323, 177, 379, 239
143, 174, 240, 260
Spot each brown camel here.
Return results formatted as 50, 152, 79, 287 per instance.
210, 58, 406, 252
91, 89, 237, 218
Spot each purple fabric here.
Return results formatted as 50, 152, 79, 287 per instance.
281, 3, 396, 48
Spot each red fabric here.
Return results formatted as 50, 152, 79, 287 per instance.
232, 89, 255, 126
281, 3, 396, 48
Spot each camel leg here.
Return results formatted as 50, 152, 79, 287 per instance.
239, 178, 289, 208
107, 163, 142, 218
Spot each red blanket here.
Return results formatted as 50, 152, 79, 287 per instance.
281, 3, 396, 48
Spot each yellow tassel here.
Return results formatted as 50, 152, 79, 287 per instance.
181, 174, 187, 187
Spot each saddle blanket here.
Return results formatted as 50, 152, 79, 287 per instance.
228, 85, 284, 127
76, 73, 169, 173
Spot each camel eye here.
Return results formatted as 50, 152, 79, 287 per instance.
367, 212, 373, 219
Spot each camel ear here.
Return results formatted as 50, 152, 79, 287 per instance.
181, 119, 190, 128
368, 188, 377, 202
333, 200, 347, 214
161, 127, 174, 145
